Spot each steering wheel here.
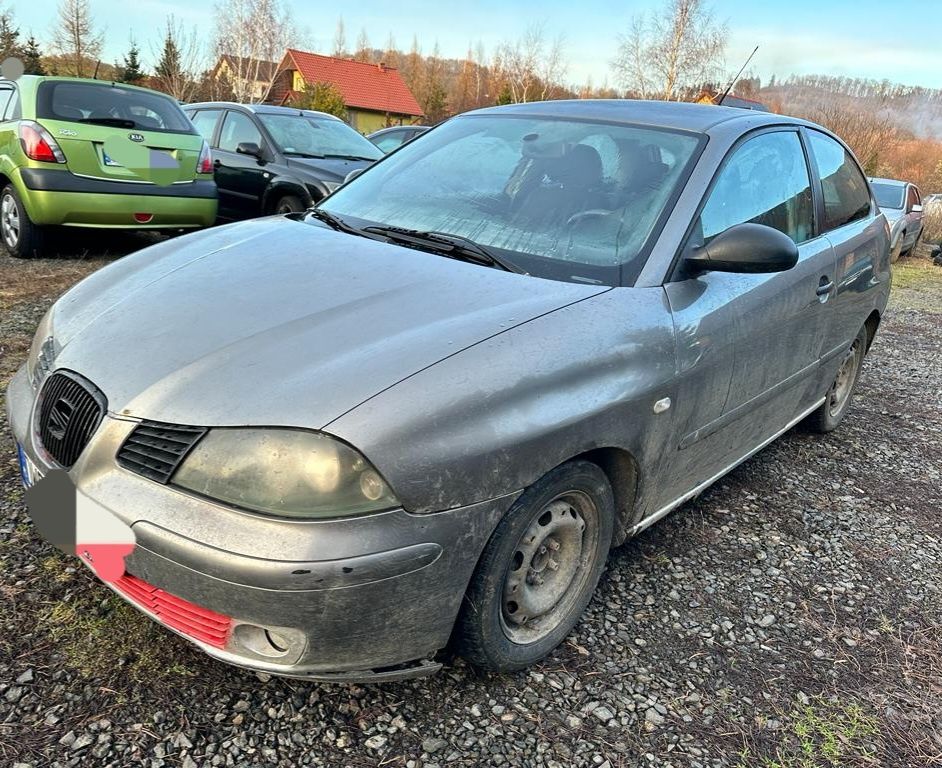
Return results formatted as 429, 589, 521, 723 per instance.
566, 209, 619, 228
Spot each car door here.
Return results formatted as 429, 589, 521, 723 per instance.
803, 129, 887, 387
907, 185, 924, 246
660, 128, 834, 501
213, 110, 271, 220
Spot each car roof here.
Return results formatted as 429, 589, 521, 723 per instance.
464, 99, 805, 133
868, 177, 908, 187
184, 101, 342, 121
1, 74, 176, 96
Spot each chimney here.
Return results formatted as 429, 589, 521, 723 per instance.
377, 62, 387, 72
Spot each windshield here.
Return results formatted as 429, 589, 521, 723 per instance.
319, 114, 702, 285
258, 113, 382, 160
871, 182, 905, 209
36, 81, 195, 134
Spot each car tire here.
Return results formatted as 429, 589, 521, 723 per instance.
273, 194, 306, 215
1, 185, 46, 259
454, 460, 614, 672
807, 325, 868, 433
890, 236, 903, 263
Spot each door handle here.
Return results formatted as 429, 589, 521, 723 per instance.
816, 279, 834, 297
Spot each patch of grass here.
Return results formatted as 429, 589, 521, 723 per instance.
890, 257, 942, 314
41, 589, 200, 685
737, 697, 878, 768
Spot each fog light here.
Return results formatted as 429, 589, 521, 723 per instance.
134, 213, 154, 223
230, 623, 305, 662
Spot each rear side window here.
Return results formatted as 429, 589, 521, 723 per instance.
218, 111, 263, 153
698, 130, 814, 245
189, 109, 223, 145
807, 130, 871, 231
0, 88, 12, 120
36, 81, 195, 134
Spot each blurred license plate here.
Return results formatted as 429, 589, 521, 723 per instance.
16, 443, 41, 488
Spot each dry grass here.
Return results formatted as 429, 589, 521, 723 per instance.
889, 253, 942, 314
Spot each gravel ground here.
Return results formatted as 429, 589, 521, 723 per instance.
1, 237, 940, 768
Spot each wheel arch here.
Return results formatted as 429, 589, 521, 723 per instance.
262, 179, 318, 214
864, 310, 881, 353
567, 446, 641, 547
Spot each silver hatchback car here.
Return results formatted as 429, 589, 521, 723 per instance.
8, 101, 890, 682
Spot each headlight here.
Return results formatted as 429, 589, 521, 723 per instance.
27, 308, 57, 386
172, 429, 398, 519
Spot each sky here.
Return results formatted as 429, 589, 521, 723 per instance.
15, 0, 942, 90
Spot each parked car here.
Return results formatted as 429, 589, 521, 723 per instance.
182, 102, 382, 220
0, 75, 216, 258
869, 177, 924, 261
8, 100, 890, 681
367, 124, 430, 153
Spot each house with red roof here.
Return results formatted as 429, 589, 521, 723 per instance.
266, 49, 424, 133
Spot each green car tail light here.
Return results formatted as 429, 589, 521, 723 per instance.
19, 121, 66, 163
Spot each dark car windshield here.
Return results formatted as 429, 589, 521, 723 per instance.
319, 114, 701, 286
258, 113, 382, 160
871, 182, 905, 209
36, 81, 195, 134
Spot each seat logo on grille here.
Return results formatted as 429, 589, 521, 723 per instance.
47, 398, 75, 441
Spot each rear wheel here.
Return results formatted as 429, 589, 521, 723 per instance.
454, 460, 614, 672
1, 185, 46, 259
273, 194, 306, 215
807, 325, 868, 433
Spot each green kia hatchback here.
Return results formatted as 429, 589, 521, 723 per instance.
0, 75, 217, 258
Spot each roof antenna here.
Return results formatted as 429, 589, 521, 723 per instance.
718, 46, 758, 105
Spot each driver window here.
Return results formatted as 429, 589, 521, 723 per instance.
698, 131, 814, 246
219, 111, 263, 153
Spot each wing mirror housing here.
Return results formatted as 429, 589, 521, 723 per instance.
911, 203, 924, 213
685, 223, 799, 274
236, 142, 264, 159
344, 168, 366, 184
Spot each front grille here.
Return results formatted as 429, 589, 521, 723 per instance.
113, 573, 232, 648
37, 371, 106, 468
116, 421, 207, 483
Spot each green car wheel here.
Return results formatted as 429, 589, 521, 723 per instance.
1, 185, 46, 259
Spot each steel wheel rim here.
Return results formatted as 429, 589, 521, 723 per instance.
828, 340, 860, 417
500, 491, 599, 644
1, 194, 19, 249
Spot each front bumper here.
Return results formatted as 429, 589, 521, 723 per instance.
7, 365, 516, 681
17, 168, 217, 228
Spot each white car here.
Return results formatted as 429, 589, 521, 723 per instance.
869, 177, 924, 260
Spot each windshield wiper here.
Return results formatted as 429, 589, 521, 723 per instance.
306, 207, 370, 237
283, 150, 327, 159
78, 117, 136, 128
321, 153, 378, 161
362, 225, 526, 274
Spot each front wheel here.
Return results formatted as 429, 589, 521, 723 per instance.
1, 185, 46, 258
273, 194, 306, 215
807, 325, 868, 433
454, 460, 614, 672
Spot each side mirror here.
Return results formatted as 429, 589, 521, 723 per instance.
236, 142, 263, 159
911, 203, 924, 213
685, 223, 799, 274
344, 168, 365, 184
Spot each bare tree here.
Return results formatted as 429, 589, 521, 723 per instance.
612, 0, 726, 101
332, 16, 347, 58
51, 0, 103, 77
353, 28, 371, 62
152, 16, 204, 102
214, 0, 292, 103
494, 24, 566, 104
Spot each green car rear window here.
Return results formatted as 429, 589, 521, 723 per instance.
36, 81, 195, 135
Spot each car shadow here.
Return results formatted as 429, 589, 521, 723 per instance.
2, 229, 170, 261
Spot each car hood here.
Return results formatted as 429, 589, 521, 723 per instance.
286, 156, 375, 184
51, 217, 607, 427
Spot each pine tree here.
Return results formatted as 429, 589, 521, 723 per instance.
22, 36, 46, 75
154, 28, 181, 94
0, 11, 19, 62
120, 41, 144, 84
